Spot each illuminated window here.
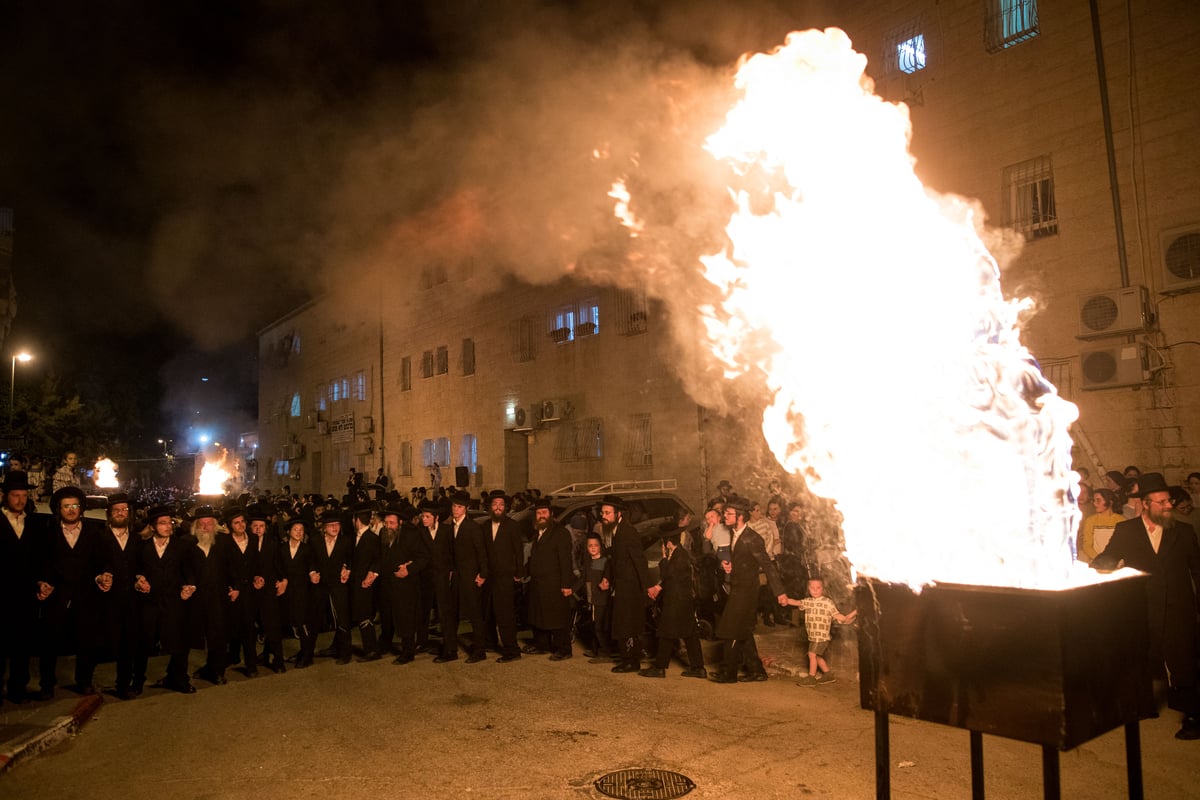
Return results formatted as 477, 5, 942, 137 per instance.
330, 379, 342, 402
353, 370, 366, 401
291, 333, 301, 355
290, 393, 301, 417
986, 0, 1039, 53
882, 21, 927, 76
460, 434, 477, 475
575, 299, 600, 337
315, 384, 327, 412
550, 305, 575, 344
1004, 155, 1058, 241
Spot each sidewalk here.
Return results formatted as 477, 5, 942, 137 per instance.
0, 691, 103, 774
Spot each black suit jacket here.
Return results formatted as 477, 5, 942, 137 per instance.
484, 516, 526, 579
0, 509, 48, 645
451, 516, 489, 582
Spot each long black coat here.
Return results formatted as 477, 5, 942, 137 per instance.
349, 528, 381, 623
715, 526, 784, 640
381, 523, 430, 636
39, 518, 111, 648
135, 535, 194, 653
610, 521, 651, 639
187, 536, 235, 650
98, 526, 142, 651
452, 515, 488, 615
310, 532, 353, 626
655, 545, 699, 639
279, 538, 316, 628
1093, 518, 1200, 688
0, 510, 47, 652
526, 524, 574, 630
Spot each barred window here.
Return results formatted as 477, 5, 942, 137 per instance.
514, 316, 537, 362
462, 338, 476, 376
623, 413, 653, 468
436, 345, 449, 375
1004, 155, 1058, 241
881, 20, 926, 76
550, 305, 575, 344
420, 350, 433, 379
985, 0, 1039, 53
315, 383, 327, 412
614, 287, 649, 335
575, 298, 600, 337
460, 434, 477, 474
400, 356, 411, 392
555, 417, 604, 461
399, 441, 412, 476
353, 370, 366, 401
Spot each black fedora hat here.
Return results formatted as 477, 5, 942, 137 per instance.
449, 489, 472, 507
1133, 472, 1171, 498
597, 494, 627, 511
0, 470, 35, 492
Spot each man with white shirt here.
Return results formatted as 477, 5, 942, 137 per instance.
482, 490, 525, 662
36, 486, 112, 698
347, 504, 382, 662
0, 471, 46, 704
134, 506, 196, 694
1093, 472, 1200, 740
447, 490, 488, 663
310, 514, 353, 664
99, 493, 143, 698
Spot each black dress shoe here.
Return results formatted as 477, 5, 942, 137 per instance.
130, 682, 144, 697
175, 682, 197, 694
521, 645, 548, 655
114, 689, 133, 701
737, 672, 768, 682
465, 652, 487, 664
433, 654, 458, 663
392, 654, 415, 665
496, 654, 522, 663
680, 667, 708, 679
638, 667, 666, 678
317, 647, 337, 658
244, 668, 259, 678
549, 652, 572, 661
335, 656, 352, 665
357, 652, 382, 663
708, 672, 737, 684
1176, 716, 1200, 740
611, 663, 640, 674
295, 657, 313, 670
30, 687, 54, 701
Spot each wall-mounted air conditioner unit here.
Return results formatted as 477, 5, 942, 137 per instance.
1077, 285, 1150, 339
1160, 226, 1200, 293
508, 406, 533, 431
1080, 342, 1152, 390
538, 399, 560, 423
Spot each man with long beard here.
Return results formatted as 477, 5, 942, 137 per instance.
525, 497, 574, 660
482, 490, 525, 662
603, 495, 654, 674
1093, 472, 1200, 740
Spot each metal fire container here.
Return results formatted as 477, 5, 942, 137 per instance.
856, 576, 1153, 800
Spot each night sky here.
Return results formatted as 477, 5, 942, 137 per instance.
0, 0, 836, 457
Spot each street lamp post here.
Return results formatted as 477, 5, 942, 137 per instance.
9, 352, 32, 432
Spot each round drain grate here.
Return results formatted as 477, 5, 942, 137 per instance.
594, 768, 696, 800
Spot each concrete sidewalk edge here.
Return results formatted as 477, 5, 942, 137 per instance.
0, 694, 103, 774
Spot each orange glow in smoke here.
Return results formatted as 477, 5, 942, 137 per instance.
693, 29, 1084, 589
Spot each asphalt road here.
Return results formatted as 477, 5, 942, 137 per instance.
3, 632, 1199, 799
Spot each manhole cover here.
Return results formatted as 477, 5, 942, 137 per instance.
594, 768, 696, 800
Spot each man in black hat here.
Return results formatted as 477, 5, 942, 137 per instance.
379, 502, 430, 664
0, 470, 46, 704
99, 492, 143, 698
1093, 472, 1200, 740
710, 496, 787, 683
446, 489, 488, 663
602, 495, 654, 673
310, 514, 353, 664
134, 506, 197, 694
416, 500, 445, 655
347, 503, 382, 661
189, 505, 235, 685
223, 506, 261, 677
525, 496, 574, 660
36, 485, 113, 698
248, 504, 287, 672
482, 489, 526, 662
641, 522, 706, 679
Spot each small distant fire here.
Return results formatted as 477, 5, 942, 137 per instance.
94, 457, 119, 489
198, 451, 232, 496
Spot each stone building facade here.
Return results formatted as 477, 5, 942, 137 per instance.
837, 0, 1200, 478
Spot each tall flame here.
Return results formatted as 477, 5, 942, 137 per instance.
94, 457, 119, 489
696, 29, 1080, 590
198, 451, 232, 496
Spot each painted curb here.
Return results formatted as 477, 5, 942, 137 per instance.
0, 694, 103, 774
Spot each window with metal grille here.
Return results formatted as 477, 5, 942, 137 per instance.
399, 441, 412, 476
575, 299, 600, 337
623, 413, 653, 468
1004, 156, 1058, 240
436, 345, 449, 375
550, 305, 575, 344
614, 287, 649, 335
422, 439, 434, 466
420, 350, 433, 379
881, 21, 926, 76
985, 0, 1039, 53
514, 316, 537, 362
554, 417, 604, 461
315, 384, 327, 411
400, 356, 411, 391
462, 338, 476, 376
353, 370, 366, 401
460, 434, 477, 474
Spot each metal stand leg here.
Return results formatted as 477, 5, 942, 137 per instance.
1041, 746, 1060, 800
1124, 722, 1143, 800
875, 707, 890, 800
969, 731, 984, 800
